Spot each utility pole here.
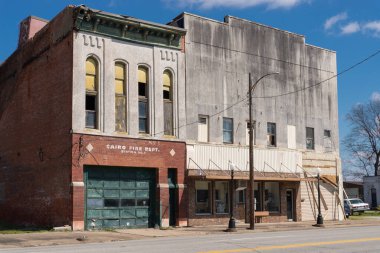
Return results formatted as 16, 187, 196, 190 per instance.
248, 72, 279, 230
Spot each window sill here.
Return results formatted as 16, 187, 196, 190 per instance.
84, 128, 101, 133
215, 213, 229, 215
195, 213, 212, 216
163, 135, 177, 139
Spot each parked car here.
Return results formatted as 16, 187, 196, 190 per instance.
344, 198, 370, 215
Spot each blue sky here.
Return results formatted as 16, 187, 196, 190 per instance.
1, 0, 380, 169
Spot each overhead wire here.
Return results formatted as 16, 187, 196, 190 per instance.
152, 48, 380, 136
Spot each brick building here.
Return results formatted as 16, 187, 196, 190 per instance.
0, 5, 343, 230
0, 6, 187, 230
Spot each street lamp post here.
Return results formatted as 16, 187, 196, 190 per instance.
226, 164, 237, 232
315, 167, 324, 227
248, 72, 279, 230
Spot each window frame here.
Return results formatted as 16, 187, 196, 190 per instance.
138, 66, 149, 134
85, 57, 99, 129
115, 62, 127, 132
223, 117, 234, 144
198, 115, 209, 142
215, 181, 229, 214
306, 127, 315, 150
195, 181, 212, 215
163, 69, 174, 136
267, 122, 277, 147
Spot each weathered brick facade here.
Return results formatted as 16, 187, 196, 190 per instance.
0, 8, 74, 227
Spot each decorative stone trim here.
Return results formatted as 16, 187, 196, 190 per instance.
74, 6, 186, 50
157, 183, 170, 188
71, 182, 85, 187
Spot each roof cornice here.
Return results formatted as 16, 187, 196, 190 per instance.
73, 5, 186, 50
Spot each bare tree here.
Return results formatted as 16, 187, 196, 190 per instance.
343, 99, 380, 177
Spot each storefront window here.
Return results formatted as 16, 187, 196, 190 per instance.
254, 182, 261, 211
195, 181, 211, 214
264, 182, 280, 212
215, 181, 229, 214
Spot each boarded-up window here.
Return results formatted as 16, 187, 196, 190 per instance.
198, 116, 208, 142
163, 70, 173, 135
287, 125, 296, 149
115, 62, 127, 132
138, 67, 148, 133
85, 57, 98, 129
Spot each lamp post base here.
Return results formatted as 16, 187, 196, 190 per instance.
313, 214, 324, 227
226, 217, 237, 232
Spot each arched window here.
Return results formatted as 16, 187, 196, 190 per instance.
163, 70, 173, 135
85, 57, 98, 129
115, 62, 127, 132
138, 66, 149, 133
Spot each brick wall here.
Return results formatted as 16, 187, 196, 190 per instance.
0, 8, 74, 228
71, 134, 187, 229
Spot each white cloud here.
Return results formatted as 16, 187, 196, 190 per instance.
371, 92, 380, 102
169, 0, 307, 9
340, 22, 360, 35
324, 12, 347, 30
363, 21, 380, 37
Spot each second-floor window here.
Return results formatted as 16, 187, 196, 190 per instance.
198, 116, 209, 142
267, 122, 276, 147
306, 127, 315, 150
163, 70, 173, 136
85, 57, 98, 129
324, 129, 332, 151
138, 66, 149, 133
223, 118, 233, 144
115, 62, 127, 132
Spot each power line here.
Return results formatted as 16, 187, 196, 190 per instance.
153, 48, 380, 136
254, 48, 380, 99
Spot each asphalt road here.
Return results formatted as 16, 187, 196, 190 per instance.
2, 225, 380, 253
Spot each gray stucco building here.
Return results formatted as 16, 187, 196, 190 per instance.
170, 13, 343, 224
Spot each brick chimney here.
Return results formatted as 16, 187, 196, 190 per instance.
18, 16, 49, 47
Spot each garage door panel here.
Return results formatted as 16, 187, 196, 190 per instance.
104, 189, 119, 198
103, 219, 120, 227
136, 181, 149, 188
120, 208, 136, 218
104, 180, 119, 188
87, 199, 103, 208
121, 180, 136, 188
136, 218, 149, 226
102, 209, 119, 218
88, 209, 102, 218
136, 190, 149, 198
88, 179, 103, 188
136, 208, 148, 217
121, 190, 135, 198
85, 166, 155, 229
120, 219, 136, 227
88, 189, 103, 198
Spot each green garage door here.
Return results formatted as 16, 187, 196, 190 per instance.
84, 166, 156, 230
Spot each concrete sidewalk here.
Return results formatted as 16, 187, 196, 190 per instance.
1, 219, 379, 249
